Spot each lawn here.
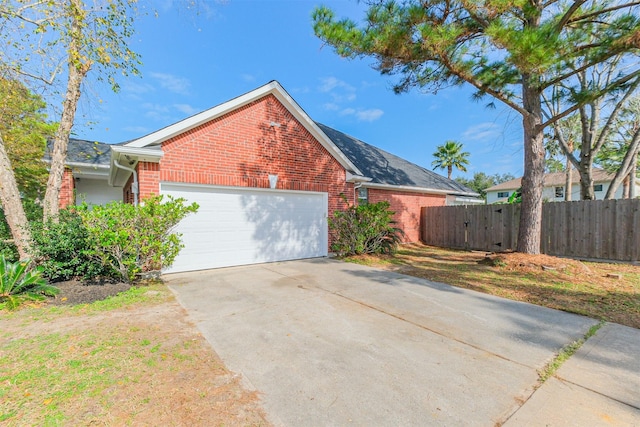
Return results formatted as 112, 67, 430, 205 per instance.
345, 243, 640, 329
0, 283, 269, 426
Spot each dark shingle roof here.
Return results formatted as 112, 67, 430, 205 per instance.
317, 123, 476, 195
45, 138, 114, 166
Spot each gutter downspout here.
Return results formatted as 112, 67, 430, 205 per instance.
114, 158, 139, 206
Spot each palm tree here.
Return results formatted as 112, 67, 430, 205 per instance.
431, 140, 470, 179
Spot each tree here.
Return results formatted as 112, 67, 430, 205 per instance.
0, 0, 141, 218
0, 79, 55, 198
431, 140, 469, 179
547, 61, 640, 200
313, 1, 640, 254
596, 94, 640, 198
456, 172, 516, 201
0, 0, 141, 258
0, 78, 54, 260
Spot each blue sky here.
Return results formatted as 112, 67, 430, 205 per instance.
76, 0, 525, 180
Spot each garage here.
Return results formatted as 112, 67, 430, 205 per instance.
161, 183, 328, 273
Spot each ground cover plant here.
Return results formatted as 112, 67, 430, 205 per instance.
345, 243, 640, 329
0, 282, 269, 426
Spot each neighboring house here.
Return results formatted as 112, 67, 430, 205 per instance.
485, 168, 639, 204
52, 81, 478, 273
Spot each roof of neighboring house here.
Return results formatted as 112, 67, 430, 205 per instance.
486, 168, 615, 192
45, 138, 114, 166
317, 123, 475, 195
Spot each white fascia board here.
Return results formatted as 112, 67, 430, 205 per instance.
346, 171, 372, 183
122, 81, 362, 175
363, 182, 480, 198
66, 162, 110, 179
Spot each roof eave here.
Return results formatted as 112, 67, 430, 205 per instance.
363, 182, 480, 198
109, 145, 164, 186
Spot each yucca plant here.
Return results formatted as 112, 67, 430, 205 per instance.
0, 255, 59, 310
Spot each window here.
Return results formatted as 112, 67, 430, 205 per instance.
497, 191, 509, 198
555, 186, 564, 198
594, 184, 603, 192
357, 187, 368, 204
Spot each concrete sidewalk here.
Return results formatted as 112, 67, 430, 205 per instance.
165, 258, 640, 426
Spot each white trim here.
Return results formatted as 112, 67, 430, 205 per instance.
346, 171, 372, 182
124, 81, 362, 175
160, 181, 328, 198
363, 182, 480, 197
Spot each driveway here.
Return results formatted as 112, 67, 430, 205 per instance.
165, 258, 640, 426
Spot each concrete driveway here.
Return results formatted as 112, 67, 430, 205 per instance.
165, 258, 640, 426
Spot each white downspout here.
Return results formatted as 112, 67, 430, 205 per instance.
114, 158, 139, 206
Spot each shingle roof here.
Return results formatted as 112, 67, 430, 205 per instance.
486, 168, 615, 191
45, 138, 114, 166
317, 123, 476, 195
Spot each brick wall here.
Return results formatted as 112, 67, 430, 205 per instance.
368, 188, 446, 242
159, 95, 354, 213
59, 169, 75, 209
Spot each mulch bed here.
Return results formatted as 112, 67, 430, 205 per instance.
47, 279, 132, 306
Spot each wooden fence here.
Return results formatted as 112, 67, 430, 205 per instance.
421, 199, 640, 262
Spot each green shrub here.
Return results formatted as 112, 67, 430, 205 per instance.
329, 199, 404, 257
78, 195, 199, 282
31, 209, 113, 282
0, 255, 59, 310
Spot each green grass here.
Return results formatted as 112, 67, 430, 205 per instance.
538, 321, 604, 383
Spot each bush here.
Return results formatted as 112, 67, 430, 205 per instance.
31, 209, 113, 282
0, 255, 59, 310
78, 195, 199, 282
329, 199, 404, 257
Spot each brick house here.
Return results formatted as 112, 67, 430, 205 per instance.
57, 81, 477, 272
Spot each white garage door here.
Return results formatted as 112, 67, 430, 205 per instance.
161, 183, 328, 273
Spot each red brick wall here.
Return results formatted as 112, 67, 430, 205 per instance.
59, 169, 75, 209
368, 188, 446, 242
159, 95, 354, 213
138, 162, 160, 200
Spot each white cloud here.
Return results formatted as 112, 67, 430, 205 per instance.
356, 108, 384, 122
123, 81, 155, 95
150, 72, 191, 95
462, 122, 501, 141
323, 103, 340, 111
340, 108, 384, 122
142, 103, 171, 121
318, 76, 356, 103
241, 73, 256, 83
173, 103, 199, 116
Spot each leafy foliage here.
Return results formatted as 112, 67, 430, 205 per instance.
0, 255, 58, 310
455, 172, 516, 200
31, 209, 112, 282
0, 78, 55, 198
329, 200, 404, 257
0, 200, 44, 263
78, 196, 199, 282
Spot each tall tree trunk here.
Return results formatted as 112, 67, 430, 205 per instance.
447, 165, 452, 179
565, 141, 573, 201
42, 1, 90, 221
517, 76, 545, 254
630, 149, 638, 199
0, 133, 33, 260
577, 160, 594, 200
606, 127, 640, 199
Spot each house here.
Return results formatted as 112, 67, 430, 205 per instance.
55, 81, 478, 273
485, 168, 639, 204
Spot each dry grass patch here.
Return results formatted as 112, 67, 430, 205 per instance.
346, 243, 640, 329
0, 284, 269, 426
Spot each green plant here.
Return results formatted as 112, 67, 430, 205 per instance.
78, 195, 199, 282
31, 209, 113, 282
0, 255, 59, 310
329, 198, 404, 257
